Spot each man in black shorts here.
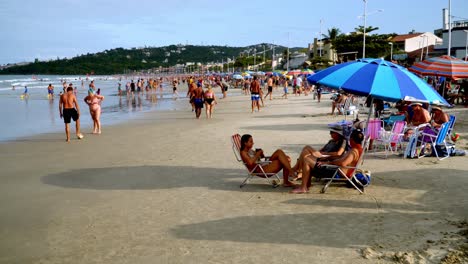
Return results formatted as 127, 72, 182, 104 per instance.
59, 86, 83, 142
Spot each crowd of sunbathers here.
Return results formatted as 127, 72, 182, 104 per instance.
239, 126, 365, 193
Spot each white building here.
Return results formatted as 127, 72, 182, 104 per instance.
391, 32, 442, 53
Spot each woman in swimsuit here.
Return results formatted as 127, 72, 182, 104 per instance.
204, 85, 217, 119
84, 91, 105, 134
240, 134, 296, 187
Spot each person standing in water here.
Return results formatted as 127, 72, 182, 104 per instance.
47, 84, 54, 99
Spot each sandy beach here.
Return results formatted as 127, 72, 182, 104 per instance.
0, 86, 467, 264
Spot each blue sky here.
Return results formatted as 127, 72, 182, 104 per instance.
1, 0, 467, 65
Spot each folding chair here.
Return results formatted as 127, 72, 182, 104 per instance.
364, 119, 384, 152
320, 140, 369, 194
231, 134, 281, 188
418, 122, 451, 160
374, 120, 406, 158
446, 115, 456, 143
337, 97, 359, 120
382, 114, 406, 128
403, 123, 428, 159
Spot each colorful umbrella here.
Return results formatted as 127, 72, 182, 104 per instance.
409, 55, 468, 79
232, 74, 243, 80
287, 69, 301, 75
307, 58, 448, 105
301, 69, 315, 75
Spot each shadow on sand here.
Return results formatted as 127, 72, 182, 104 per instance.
41, 165, 286, 193
169, 168, 467, 247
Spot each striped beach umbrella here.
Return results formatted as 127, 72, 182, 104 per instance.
409, 55, 468, 79
307, 58, 448, 105
287, 69, 302, 75
301, 69, 315, 75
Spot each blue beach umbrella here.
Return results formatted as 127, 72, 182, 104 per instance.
233, 74, 243, 80
307, 58, 448, 105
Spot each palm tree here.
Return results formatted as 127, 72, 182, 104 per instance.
354, 26, 379, 34
322, 27, 341, 41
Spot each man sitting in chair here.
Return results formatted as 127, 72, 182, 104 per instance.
290, 129, 364, 194
240, 134, 296, 187
291, 125, 347, 181
407, 102, 430, 126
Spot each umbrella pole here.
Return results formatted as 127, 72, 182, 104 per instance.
442, 80, 445, 98
364, 97, 374, 151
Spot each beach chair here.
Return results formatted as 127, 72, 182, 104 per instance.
446, 115, 456, 143
382, 114, 406, 128
231, 134, 281, 188
373, 120, 406, 158
364, 119, 384, 152
337, 97, 359, 120
418, 122, 451, 160
403, 123, 428, 159
320, 141, 369, 194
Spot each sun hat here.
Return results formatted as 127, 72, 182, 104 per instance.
329, 125, 344, 136
431, 106, 442, 111
410, 102, 423, 107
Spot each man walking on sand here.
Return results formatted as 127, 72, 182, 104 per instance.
59, 86, 83, 142
250, 76, 261, 112
264, 75, 274, 100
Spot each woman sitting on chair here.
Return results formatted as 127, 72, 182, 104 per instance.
240, 134, 296, 187
291, 129, 364, 194
291, 125, 347, 180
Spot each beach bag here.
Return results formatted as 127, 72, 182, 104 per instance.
353, 169, 371, 187
432, 143, 454, 157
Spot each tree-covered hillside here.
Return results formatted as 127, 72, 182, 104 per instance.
1, 44, 299, 75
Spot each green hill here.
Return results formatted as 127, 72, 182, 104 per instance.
1, 44, 304, 75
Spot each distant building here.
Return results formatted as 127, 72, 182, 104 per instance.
434, 8, 468, 59
389, 32, 442, 62
309, 38, 338, 64
282, 53, 308, 70
390, 32, 442, 53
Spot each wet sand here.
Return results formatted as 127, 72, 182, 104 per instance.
0, 88, 467, 264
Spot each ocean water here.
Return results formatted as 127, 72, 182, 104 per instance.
0, 75, 187, 142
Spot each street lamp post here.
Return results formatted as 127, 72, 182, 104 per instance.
362, 0, 367, 59
388, 42, 393, 61
253, 49, 256, 70
447, 0, 452, 56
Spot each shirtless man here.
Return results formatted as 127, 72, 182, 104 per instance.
191, 83, 204, 119
187, 81, 197, 111
47, 83, 54, 99
59, 86, 83, 142
264, 76, 274, 100
407, 102, 431, 126
331, 92, 347, 115
250, 76, 261, 112
172, 78, 179, 97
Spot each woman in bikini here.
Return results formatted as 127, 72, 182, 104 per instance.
84, 91, 105, 134
204, 85, 217, 119
240, 134, 296, 187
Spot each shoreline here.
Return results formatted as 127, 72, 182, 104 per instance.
0, 89, 467, 263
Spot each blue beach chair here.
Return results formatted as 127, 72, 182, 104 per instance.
419, 122, 451, 160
